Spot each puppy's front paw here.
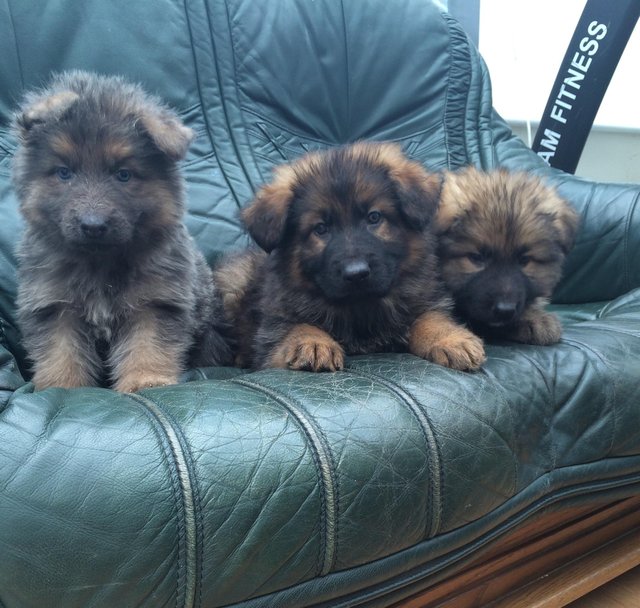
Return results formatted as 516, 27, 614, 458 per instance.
32, 362, 96, 391
416, 330, 486, 371
509, 310, 562, 345
115, 373, 179, 393
268, 324, 344, 372
32, 372, 88, 391
409, 311, 486, 371
286, 340, 345, 372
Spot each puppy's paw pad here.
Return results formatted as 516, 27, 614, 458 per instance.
288, 340, 345, 372
115, 374, 179, 393
419, 332, 486, 371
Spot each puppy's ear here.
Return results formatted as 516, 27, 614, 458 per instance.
551, 198, 580, 254
137, 109, 194, 161
15, 90, 79, 137
433, 170, 474, 233
534, 179, 580, 255
242, 165, 297, 253
374, 143, 442, 230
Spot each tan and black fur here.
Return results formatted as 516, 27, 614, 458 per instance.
435, 167, 579, 345
12, 71, 232, 392
216, 142, 485, 372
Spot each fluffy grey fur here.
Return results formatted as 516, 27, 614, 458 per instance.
12, 70, 231, 392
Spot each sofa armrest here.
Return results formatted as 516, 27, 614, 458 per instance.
551, 176, 640, 304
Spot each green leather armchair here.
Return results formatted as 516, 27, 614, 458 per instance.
1, 1, 639, 607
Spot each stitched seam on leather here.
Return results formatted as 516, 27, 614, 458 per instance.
182, 0, 240, 206
221, 0, 268, 188
0, 316, 6, 349
339, 0, 352, 134
126, 393, 197, 608
5, 0, 25, 90
623, 189, 639, 292
242, 110, 332, 144
441, 12, 453, 168
179, 414, 206, 608
142, 393, 206, 608
219, 0, 263, 189
192, 367, 208, 380
343, 369, 442, 538
232, 377, 338, 575
441, 13, 472, 170
560, 337, 618, 458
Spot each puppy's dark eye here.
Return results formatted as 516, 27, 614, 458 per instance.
467, 252, 485, 265
367, 211, 382, 225
55, 166, 73, 181
313, 222, 328, 236
518, 254, 531, 266
115, 169, 132, 182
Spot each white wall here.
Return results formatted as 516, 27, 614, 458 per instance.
479, 0, 640, 183
510, 123, 640, 183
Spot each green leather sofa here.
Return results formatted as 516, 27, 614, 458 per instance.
1, 1, 639, 607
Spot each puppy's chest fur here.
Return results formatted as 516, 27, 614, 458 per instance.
60, 264, 136, 342
21, 250, 144, 342
79, 281, 128, 342
306, 298, 412, 354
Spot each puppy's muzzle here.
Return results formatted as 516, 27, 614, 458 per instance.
491, 300, 518, 324
341, 259, 371, 282
78, 211, 109, 240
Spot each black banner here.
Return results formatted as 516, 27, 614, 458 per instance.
532, 0, 640, 174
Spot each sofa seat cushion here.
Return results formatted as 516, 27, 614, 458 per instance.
1, 289, 639, 606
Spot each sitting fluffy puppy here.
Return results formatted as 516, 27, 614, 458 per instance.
12, 70, 231, 392
215, 142, 486, 372
435, 167, 579, 345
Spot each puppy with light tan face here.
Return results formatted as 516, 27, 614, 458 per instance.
13, 71, 232, 392
215, 142, 485, 372
435, 167, 579, 345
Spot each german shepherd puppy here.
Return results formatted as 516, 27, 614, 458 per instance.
435, 167, 579, 345
12, 71, 232, 392
215, 142, 485, 372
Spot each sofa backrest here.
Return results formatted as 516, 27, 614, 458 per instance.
0, 0, 492, 334
1, 0, 639, 360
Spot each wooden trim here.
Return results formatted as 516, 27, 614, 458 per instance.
489, 526, 640, 607
394, 495, 640, 608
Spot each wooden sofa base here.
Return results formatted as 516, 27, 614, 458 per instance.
394, 494, 640, 607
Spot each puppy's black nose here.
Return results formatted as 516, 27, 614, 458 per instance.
493, 300, 517, 322
342, 260, 370, 282
80, 213, 108, 239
